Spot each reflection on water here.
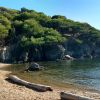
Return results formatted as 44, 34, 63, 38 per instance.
3, 59, 100, 91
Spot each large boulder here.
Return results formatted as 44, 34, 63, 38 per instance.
26, 62, 43, 71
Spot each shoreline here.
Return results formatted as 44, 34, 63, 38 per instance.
0, 63, 100, 100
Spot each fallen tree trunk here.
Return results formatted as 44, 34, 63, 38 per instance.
60, 92, 93, 100
8, 75, 53, 92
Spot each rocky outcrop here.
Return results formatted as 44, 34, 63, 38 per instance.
0, 41, 100, 63
27, 44, 65, 61
0, 46, 13, 63
0, 44, 66, 63
44, 44, 65, 60
28, 46, 43, 62
25, 62, 43, 71
63, 38, 100, 59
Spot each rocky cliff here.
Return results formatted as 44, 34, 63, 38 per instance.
0, 41, 100, 63
0, 7, 100, 63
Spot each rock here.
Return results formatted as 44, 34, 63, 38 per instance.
0, 46, 13, 63
44, 44, 65, 60
28, 44, 65, 61
28, 46, 43, 62
63, 55, 74, 60
26, 62, 43, 71
63, 38, 100, 59
20, 52, 28, 63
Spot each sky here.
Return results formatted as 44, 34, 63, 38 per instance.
0, 0, 100, 29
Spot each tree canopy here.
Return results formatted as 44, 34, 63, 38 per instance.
0, 7, 100, 48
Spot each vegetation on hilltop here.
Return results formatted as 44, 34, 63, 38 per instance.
0, 7, 100, 62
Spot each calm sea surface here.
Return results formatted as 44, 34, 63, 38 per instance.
2, 59, 100, 91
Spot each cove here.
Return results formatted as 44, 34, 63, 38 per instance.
3, 59, 100, 92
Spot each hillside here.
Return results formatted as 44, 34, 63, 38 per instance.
0, 7, 100, 63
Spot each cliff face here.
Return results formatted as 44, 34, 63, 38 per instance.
0, 42, 100, 63
43, 44, 65, 60
64, 40, 100, 60
0, 46, 12, 63
0, 44, 65, 63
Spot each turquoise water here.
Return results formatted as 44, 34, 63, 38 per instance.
3, 59, 100, 91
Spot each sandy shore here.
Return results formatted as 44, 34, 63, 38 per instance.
0, 63, 100, 100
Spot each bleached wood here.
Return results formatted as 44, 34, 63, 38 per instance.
8, 75, 53, 92
60, 92, 93, 100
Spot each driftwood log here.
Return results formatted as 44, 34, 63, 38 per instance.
60, 92, 93, 100
8, 75, 53, 92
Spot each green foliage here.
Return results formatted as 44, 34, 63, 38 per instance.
43, 28, 66, 43
23, 19, 42, 34
31, 36, 45, 45
0, 16, 11, 29
0, 7, 100, 49
52, 15, 66, 19
0, 15, 11, 39
0, 24, 8, 38
75, 39, 82, 44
